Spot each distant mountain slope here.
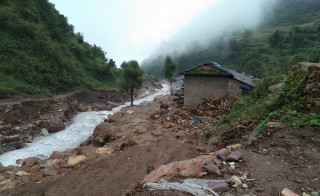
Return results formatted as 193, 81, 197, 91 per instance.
141, 0, 320, 78
0, 0, 118, 98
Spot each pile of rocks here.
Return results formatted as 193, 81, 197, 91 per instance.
0, 145, 115, 191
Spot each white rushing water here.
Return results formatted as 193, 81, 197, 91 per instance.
0, 84, 170, 167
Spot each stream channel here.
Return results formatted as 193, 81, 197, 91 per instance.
0, 84, 170, 167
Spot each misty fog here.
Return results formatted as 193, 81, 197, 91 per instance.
147, 0, 279, 59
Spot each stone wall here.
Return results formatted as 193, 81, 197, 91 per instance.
184, 75, 229, 107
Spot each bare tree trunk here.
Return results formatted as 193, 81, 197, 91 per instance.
170, 78, 174, 95
130, 89, 134, 106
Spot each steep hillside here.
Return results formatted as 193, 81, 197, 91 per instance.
141, 0, 320, 79
0, 0, 118, 98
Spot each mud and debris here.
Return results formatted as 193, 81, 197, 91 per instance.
0, 76, 319, 196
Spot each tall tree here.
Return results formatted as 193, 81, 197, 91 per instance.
119, 60, 144, 106
242, 29, 253, 48
164, 56, 177, 95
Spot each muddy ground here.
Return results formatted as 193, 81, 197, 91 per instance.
0, 90, 319, 196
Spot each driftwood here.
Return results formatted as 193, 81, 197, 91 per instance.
196, 96, 232, 117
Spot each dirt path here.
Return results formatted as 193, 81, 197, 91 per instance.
0, 90, 82, 106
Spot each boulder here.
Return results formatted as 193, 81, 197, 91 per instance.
22, 157, 43, 169
92, 122, 114, 143
136, 127, 147, 134
208, 180, 230, 192
49, 149, 75, 159
41, 128, 49, 136
43, 168, 59, 176
248, 129, 259, 143
140, 154, 216, 184
44, 159, 64, 168
268, 83, 284, 92
227, 151, 242, 162
267, 122, 286, 129
96, 147, 114, 155
78, 103, 87, 112
202, 163, 221, 176
15, 171, 30, 176
217, 153, 228, 161
40, 119, 65, 133
68, 155, 87, 166
76, 146, 97, 157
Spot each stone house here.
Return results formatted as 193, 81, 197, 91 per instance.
180, 63, 254, 107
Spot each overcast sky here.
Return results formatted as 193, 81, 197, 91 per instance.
49, 0, 216, 65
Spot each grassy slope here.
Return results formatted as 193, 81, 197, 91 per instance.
0, 0, 118, 98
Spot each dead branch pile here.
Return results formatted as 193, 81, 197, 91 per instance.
196, 97, 232, 117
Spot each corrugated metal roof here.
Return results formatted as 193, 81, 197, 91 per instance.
180, 63, 255, 87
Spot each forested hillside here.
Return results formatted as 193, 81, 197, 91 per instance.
0, 0, 118, 98
141, 0, 320, 78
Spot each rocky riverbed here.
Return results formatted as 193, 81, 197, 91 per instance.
0, 80, 163, 153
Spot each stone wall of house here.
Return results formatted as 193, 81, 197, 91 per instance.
184, 75, 229, 107
228, 79, 252, 101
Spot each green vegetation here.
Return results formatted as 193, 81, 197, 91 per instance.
141, 0, 320, 79
215, 69, 320, 139
0, 0, 118, 98
189, 68, 226, 75
164, 56, 177, 95
119, 60, 144, 106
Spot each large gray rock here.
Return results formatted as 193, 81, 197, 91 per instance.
41, 128, 49, 136
248, 129, 259, 143
227, 151, 242, 162
40, 119, 65, 133
202, 163, 221, 176
266, 122, 286, 129
268, 83, 284, 92
208, 180, 230, 192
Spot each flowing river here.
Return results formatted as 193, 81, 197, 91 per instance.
0, 84, 170, 167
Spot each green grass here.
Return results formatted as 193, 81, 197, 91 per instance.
214, 70, 320, 139
0, 0, 119, 98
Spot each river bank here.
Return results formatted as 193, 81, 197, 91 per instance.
0, 81, 163, 154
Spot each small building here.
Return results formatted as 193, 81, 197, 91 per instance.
180, 63, 254, 107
